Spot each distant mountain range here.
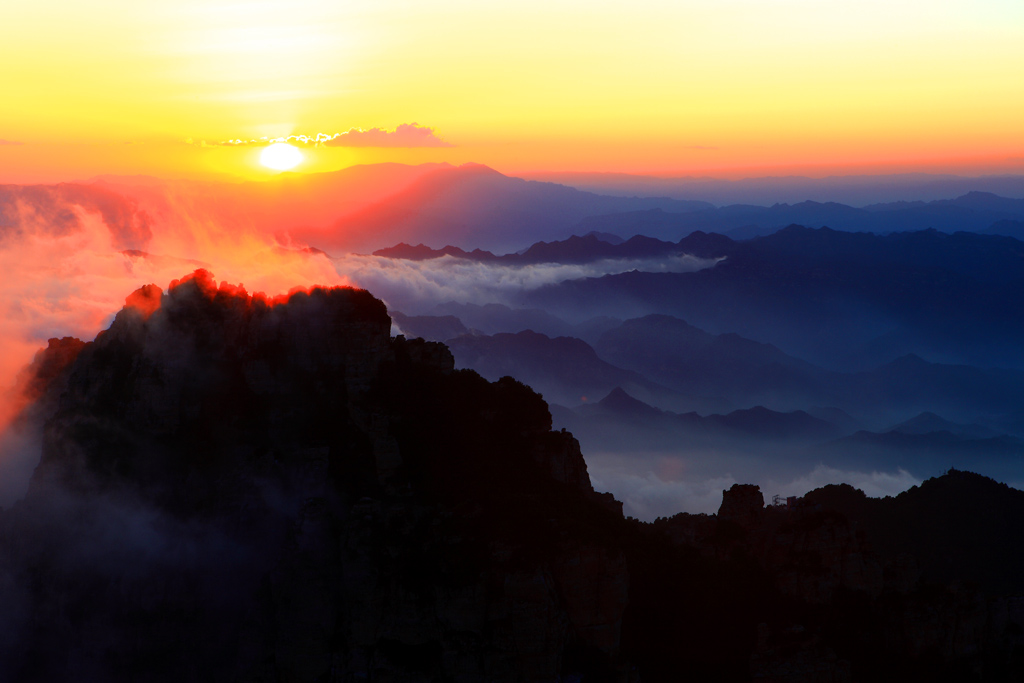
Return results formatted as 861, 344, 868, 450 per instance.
368, 189, 1024, 258
578, 388, 842, 441
379, 226, 1024, 371
374, 231, 732, 265
886, 411, 999, 439
518, 227, 1024, 371
392, 305, 1024, 430
87, 164, 1024, 254
819, 429, 1024, 481
290, 163, 712, 252
392, 302, 621, 344
444, 330, 715, 412
597, 314, 1024, 421
570, 191, 1024, 242
386, 292, 1024, 489
521, 170, 1024, 206
552, 386, 1024, 486
87, 163, 713, 253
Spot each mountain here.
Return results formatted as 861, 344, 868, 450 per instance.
93, 163, 452, 241
927, 191, 1024, 215
594, 314, 821, 408
575, 387, 840, 437
445, 330, 700, 410
804, 470, 1024, 594
519, 171, 1024, 206
552, 388, 846, 472
372, 242, 502, 261
81, 164, 715, 255
984, 218, 1024, 240
375, 231, 735, 266
589, 313, 1024, 427
886, 411, 1000, 439
394, 224, 1024, 287
523, 227, 1024, 371
843, 355, 1024, 420
4, 272, 1024, 681
389, 311, 469, 341
650, 473, 1024, 681
0, 271, 630, 682
388, 305, 624, 348
567, 192, 1024, 242
817, 429, 1024, 481
30, 170, 1024, 261
556, 383, 1023, 489
587, 386, 666, 419
431, 302, 578, 338
703, 405, 838, 440
292, 164, 713, 253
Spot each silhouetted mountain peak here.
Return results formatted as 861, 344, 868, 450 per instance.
454, 161, 503, 175
594, 387, 663, 416
4, 271, 640, 682
584, 230, 625, 245
373, 242, 500, 261
706, 406, 838, 439
885, 411, 1000, 439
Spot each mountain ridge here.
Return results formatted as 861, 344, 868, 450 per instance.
3, 273, 1024, 681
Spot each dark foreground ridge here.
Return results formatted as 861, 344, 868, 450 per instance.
1, 270, 1023, 682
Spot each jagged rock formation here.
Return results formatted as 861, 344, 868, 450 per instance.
717, 483, 765, 529
651, 477, 1024, 682
0, 336, 87, 505
0, 271, 629, 683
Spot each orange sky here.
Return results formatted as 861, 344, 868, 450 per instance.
2, 0, 1024, 183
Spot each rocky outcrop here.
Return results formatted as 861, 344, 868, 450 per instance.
0, 270, 631, 683
652, 481, 1024, 682
718, 483, 764, 529
14, 337, 87, 406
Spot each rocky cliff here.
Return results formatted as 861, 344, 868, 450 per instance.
0, 270, 630, 683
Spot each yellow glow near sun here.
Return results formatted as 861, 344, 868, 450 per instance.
260, 143, 303, 170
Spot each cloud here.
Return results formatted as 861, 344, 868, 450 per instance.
590, 468, 739, 521
586, 451, 922, 521
0, 140, 23, 146
0, 184, 152, 250
202, 123, 452, 149
762, 465, 921, 501
201, 134, 333, 148
322, 123, 452, 148
578, 437, 925, 520
0, 424, 44, 507
329, 251, 717, 313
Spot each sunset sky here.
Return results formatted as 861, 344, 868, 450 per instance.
2, 0, 1023, 182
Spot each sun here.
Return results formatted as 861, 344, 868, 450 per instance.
260, 143, 303, 171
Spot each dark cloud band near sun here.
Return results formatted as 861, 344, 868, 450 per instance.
201, 123, 452, 149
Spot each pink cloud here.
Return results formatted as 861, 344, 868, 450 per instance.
322, 123, 452, 148
204, 123, 452, 149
